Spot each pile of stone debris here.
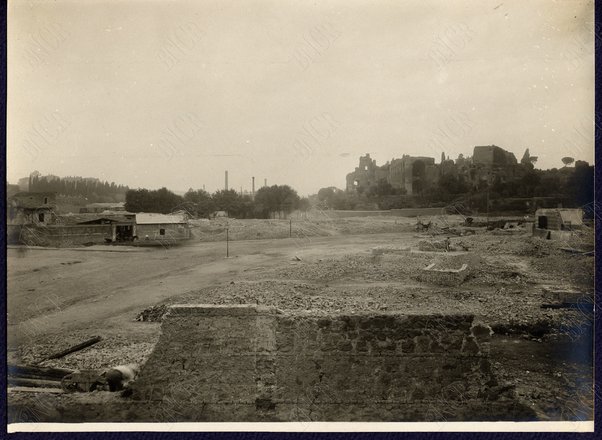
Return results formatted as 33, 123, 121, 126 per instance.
135, 304, 168, 322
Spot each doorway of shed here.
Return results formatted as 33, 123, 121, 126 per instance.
115, 225, 134, 242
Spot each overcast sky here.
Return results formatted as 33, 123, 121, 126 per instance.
7, 0, 595, 195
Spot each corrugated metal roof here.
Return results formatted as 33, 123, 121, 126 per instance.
136, 213, 187, 224
59, 213, 134, 225
77, 217, 130, 225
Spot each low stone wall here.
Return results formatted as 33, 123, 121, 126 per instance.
371, 246, 411, 256
415, 263, 470, 286
130, 305, 534, 422
418, 239, 450, 252
532, 228, 574, 242
549, 230, 573, 242
532, 228, 551, 239
19, 224, 112, 247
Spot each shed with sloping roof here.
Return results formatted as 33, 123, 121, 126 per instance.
535, 208, 583, 232
134, 213, 191, 244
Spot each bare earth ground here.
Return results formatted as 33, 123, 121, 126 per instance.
7, 216, 594, 421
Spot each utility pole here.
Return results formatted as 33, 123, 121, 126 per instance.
226, 225, 229, 258
486, 185, 490, 227
486, 172, 491, 228
289, 218, 292, 238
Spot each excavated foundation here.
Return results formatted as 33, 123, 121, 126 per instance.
128, 304, 535, 422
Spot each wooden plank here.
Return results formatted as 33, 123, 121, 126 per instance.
8, 377, 61, 388
8, 364, 74, 380
38, 336, 102, 362
8, 386, 65, 394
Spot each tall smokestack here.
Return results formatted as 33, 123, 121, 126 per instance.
252, 177, 255, 197
225, 170, 228, 190
264, 178, 267, 188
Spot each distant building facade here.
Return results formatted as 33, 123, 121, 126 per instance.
346, 145, 528, 195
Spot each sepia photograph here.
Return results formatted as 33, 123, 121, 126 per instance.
5, 0, 596, 432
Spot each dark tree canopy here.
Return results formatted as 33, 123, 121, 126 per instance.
125, 187, 183, 214
29, 174, 129, 203
183, 189, 216, 218
254, 185, 301, 218
562, 157, 575, 167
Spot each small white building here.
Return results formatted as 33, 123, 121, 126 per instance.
533, 208, 583, 240
135, 213, 191, 244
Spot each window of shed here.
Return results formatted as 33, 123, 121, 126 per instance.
160, 228, 166, 235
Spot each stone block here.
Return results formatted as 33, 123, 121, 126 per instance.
418, 263, 470, 286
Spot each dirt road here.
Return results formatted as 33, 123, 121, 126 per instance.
7, 232, 411, 347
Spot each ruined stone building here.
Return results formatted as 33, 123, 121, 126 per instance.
7, 192, 57, 226
470, 145, 522, 186
6, 192, 58, 245
345, 154, 438, 195
346, 145, 528, 195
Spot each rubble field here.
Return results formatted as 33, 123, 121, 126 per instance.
187, 215, 460, 242
7, 218, 594, 422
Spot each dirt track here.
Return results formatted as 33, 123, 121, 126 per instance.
7, 233, 412, 347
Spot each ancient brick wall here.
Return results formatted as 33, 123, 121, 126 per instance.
131, 305, 534, 422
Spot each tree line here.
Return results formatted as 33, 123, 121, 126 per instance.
125, 185, 310, 219
29, 174, 129, 203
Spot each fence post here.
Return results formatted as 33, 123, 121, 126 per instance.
289, 218, 292, 238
